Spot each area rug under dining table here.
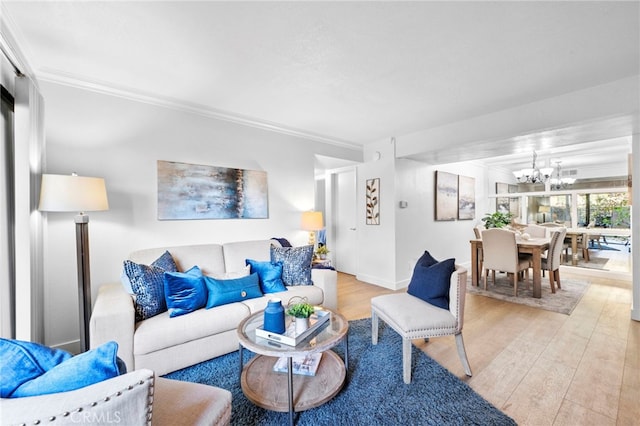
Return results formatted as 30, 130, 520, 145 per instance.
466, 274, 590, 315
164, 318, 516, 425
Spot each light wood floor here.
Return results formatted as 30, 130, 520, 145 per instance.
337, 270, 639, 425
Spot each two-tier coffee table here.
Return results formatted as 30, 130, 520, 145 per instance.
237, 307, 349, 426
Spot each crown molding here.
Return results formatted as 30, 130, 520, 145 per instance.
37, 67, 362, 151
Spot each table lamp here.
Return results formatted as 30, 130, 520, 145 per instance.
301, 211, 323, 246
538, 205, 550, 223
38, 173, 109, 352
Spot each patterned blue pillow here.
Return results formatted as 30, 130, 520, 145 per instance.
123, 251, 178, 321
270, 245, 313, 286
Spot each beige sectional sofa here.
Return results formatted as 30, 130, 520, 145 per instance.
90, 239, 337, 376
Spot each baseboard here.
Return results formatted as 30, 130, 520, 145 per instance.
355, 273, 408, 291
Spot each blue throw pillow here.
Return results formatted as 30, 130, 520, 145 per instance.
0, 338, 72, 398
204, 272, 264, 308
270, 245, 313, 286
407, 258, 456, 310
416, 250, 439, 268
10, 341, 125, 398
123, 251, 178, 321
164, 266, 207, 317
245, 259, 287, 293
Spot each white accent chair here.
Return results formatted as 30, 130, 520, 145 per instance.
0, 369, 232, 426
370, 265, 472, 384
481, 228, 530, 296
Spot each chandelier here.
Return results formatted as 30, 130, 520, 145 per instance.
549, 161, 576, 190
512, 151, 554, 184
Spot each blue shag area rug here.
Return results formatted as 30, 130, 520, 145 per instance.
164, 318, 515, 425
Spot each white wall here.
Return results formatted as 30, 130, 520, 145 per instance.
394, 159, 489, 287
355, 138, 397, 288
39, 81, 361, 350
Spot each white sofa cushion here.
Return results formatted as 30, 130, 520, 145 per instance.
134, 302, 249, 355
223, 240, 272, 272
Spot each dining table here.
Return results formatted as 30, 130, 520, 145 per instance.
470, 236, 550, 298
564, 228, 631, 266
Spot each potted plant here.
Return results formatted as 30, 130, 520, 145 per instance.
481, 212, 513, 229
315, 245, 330, 260
287, 300, 315, 334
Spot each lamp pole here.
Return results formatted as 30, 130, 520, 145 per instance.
75, 214, 92, 352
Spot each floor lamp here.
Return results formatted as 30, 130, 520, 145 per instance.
38, 173, 109, 352
301, 211, 323, 247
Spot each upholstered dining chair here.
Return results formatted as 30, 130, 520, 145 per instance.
541, 228, 567, 293
523, 224, 547, 238
371, 265, 472, 384
473, 227, 483, 277
481, 228, 530, 296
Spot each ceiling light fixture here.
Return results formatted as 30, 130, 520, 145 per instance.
549, 161, 576, 190
512, 151, 554, 184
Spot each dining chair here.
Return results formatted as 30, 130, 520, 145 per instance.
587, 222, 605, 249
473, 227, 483, 277
523, 224, 547, 238
481, 228, 530, 296
565, 233, 590, 262
541, 228, 567, 293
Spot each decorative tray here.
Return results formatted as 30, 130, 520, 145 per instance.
255, 307, 331, 347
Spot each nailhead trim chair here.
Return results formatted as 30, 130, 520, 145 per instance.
371, 265, 472, 384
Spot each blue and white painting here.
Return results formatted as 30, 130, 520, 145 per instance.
157, 160, 268, 220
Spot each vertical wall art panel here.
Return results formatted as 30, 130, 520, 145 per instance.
157, 160, 268, 220
366, 178, 380, 225
435, 171, 458, 221
458, 175, 475, 220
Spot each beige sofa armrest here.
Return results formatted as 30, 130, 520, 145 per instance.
90, 283, 136, 371
311, 268, 338, 311
0, 369, 154, 426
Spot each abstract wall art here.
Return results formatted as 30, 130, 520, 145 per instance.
458, 175, 476, 220
435, 171, 458, 221
157, 160, 268, 220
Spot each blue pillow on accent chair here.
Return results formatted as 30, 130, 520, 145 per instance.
270, 245, 314, 286
204, 272, 264, 308
407, 257, 456, 310
123, 250, 178, 321
0, 338, 72, 398
245, 259, 287, 293
1, 339, 126, 398
163, 265, 207, 317
415, 250, 439, 268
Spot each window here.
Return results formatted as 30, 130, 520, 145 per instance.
577, 192, 629, 228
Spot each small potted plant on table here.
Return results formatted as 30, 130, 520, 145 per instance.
287, 299, 315, 334
315, 245, 330, 260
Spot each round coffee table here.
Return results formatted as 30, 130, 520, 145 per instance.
237, 307, 349, 425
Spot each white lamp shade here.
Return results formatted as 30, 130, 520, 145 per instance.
301, 211, 323, 231
39, 174, 109, 212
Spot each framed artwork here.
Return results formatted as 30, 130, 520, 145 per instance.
366, 178, 380, 225
458, 175, 475, 220
157, 160, 268, 220
435, 171, 458, 221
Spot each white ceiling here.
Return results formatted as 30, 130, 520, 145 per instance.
2, 1, 638, 172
